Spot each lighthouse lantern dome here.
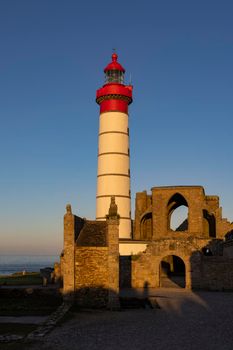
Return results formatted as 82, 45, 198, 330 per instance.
104, 53, 125, 84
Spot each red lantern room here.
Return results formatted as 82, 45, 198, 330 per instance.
96, 53, 133, 114
104, 53, 125, 84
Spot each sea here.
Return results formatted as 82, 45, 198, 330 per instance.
0, 255, 60, 276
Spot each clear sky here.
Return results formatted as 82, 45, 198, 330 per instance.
0, 0, 233, 255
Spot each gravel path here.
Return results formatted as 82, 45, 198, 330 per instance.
26, 289, 233, 350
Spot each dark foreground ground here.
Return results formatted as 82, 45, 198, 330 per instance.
4, 288, 233, 350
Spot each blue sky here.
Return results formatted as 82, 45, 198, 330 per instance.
0, 0, 233, 254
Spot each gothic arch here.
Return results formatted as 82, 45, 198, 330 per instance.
203, 210, 216, 238
167, 193, 189, 231
140, 211, 152, 240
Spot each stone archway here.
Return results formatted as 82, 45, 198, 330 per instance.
160, 255, 186, 288
167, 193, 189, 232
140, 212, 152, 240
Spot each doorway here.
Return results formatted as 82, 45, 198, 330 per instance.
160, 255, 185, 288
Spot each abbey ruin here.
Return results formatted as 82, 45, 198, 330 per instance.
61, 186, 233, 308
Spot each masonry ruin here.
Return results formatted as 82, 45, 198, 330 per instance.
61, 186, 233, 307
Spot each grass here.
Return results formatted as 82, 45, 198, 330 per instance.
0, 272, 42, 286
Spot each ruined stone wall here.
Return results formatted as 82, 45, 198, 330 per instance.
205, 196, 219, 212
133, 191, 152, 240
216, 207, 233, 239
133, 186, 232, 242
75, 247, 109, 307
119, 237, 233, 291
131, 251, 158, 288
120, 238, 216, 289
152, 186, 205, 239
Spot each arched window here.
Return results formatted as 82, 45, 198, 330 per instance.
140, 212, 152, 240
203, 210, 216, 238
167, 193, 189, 231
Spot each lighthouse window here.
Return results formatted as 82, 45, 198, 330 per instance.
105, 70, 124, 84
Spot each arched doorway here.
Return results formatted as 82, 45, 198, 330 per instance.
160, 255, 185, 288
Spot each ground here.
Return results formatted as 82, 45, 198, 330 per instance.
7, 289, 233, 350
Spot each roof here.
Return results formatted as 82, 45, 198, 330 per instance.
76, 220, 107, 247
104, 53, 125, 73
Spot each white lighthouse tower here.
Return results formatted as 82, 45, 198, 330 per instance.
96, 53, 133, 239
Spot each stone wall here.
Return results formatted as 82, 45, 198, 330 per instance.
200, 257, 233, 291
62, 197, 120, 308
119, 238, 227, 290
106, 215, 120, 309
152, 186, 206, 239
75, 247, 109, 307
133, 186, 233, 241
133, 191, 152, 240
119, 237, 233, 291
223, 240, 233, 258
63, 205, 75, 296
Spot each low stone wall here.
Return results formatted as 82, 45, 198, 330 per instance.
119, 249, 233, 291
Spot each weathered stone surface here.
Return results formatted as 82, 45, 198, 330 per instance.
63, 205, 75, 296
133, 186, 233, 241
62, 199, 120, 308
124, 186, 233, 291
62, 187, 233, 308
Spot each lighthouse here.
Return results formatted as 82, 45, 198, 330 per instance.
96, 53, 133, 239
